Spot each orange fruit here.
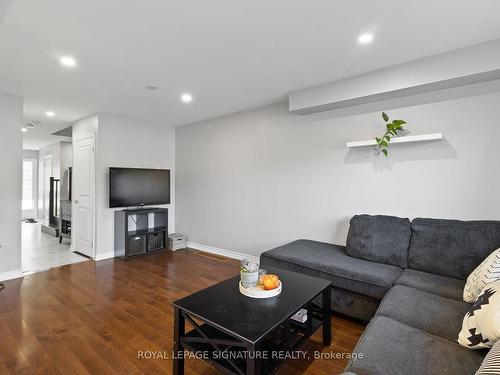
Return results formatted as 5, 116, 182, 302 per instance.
262, 274, 279, 290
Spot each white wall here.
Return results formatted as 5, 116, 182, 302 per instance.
23, 150, 39, 159
94, 113, 175, 259
175, 91, 500, 257
38, 142, 61, 179
0, 91, 23, 280
37, 141, 61, 219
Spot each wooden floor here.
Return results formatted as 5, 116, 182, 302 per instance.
0, 249, 365, 375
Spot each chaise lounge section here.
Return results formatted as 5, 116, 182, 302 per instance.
260, 238, 402, 321
260, 215, 500, 374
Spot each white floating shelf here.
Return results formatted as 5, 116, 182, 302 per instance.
346, 133, 443, 148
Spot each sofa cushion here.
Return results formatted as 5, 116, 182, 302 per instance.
346, 214, 411, 268
376, 285, 470, 342
260, 239, 402, 300
346, 316, 485, 375
408, 218, 500, 279
330, 286, 380, 323
395, 268, 465, 301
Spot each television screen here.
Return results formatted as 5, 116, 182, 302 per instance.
109, 167, 170, 208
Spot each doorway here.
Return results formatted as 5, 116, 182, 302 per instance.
21, 142, 89, 274
21, 221, 88, 273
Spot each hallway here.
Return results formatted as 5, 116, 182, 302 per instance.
22, 222, 88, 274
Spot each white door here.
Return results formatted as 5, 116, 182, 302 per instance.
73, 136, 95, 258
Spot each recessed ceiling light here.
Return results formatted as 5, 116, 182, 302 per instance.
181, 93, 193, 103
21, 127, 27, 132
59, 56, 76, 67
358, 33, 374, 44
46, 111, 55, 117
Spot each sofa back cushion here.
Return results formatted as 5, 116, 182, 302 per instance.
346, 215, 411, 268
408, 218, 500, 279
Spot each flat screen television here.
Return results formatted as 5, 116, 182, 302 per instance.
109, 167, 170, 208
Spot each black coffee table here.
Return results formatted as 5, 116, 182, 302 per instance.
172, 268, 332, 375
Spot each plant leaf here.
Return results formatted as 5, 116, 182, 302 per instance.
393, 120, 406, 126
380, 140, 388, 147
382, 149, 388, 156
382, 112, 389, 122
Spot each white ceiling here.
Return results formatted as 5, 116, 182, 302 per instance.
1, 0, 500, 149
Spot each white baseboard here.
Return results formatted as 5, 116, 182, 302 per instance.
187, 242, 260, 264
94, 251, 115, 261
0, 269, 24, 282
93, 244, 260, 264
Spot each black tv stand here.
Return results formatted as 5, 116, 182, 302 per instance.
114, 207, 168, 259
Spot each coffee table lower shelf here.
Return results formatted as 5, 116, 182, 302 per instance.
177, 313, 326, 375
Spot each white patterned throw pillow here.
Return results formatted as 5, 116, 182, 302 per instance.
464, 248, 500, 303
459, 280, 500, 349
476, 339, 500, 375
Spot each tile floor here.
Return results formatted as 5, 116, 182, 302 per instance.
22, 222, 89, 273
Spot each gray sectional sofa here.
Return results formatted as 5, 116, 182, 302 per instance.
260, 215, 500, 375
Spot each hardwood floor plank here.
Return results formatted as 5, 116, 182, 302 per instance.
0, 249, 365, 374
72, 324, 143, 375
0, 359, 11, 375
3, 312, 60, 375
0, 316, 31, 374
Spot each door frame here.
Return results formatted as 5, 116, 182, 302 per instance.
72, 135, 96, 258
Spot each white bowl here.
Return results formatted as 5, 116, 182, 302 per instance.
239, 280, 282, 298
